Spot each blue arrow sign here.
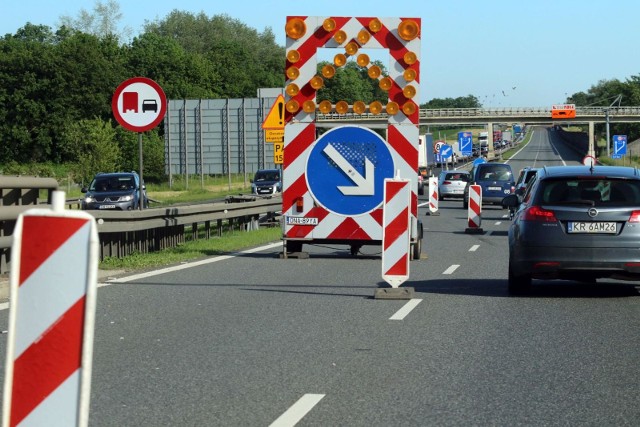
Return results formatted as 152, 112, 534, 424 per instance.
440, 144, 453, 159
613, 135, 627, 156
458, 132, 472, 156
307, 126, 395, 216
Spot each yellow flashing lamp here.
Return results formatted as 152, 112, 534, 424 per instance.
369, 18, 382, 33
318, 100, 332, 114
310, 75, 324, 90
357, 30, 371, 45
403, 85, 416, 99
386, 101, 399, 115
397, 19, 419, 41
335, 101, 349, 114
369, 101, 383, 115
379, 77, 393, 91
403, 68, 417, 82
368, 65, 381, 79
403, 51, 417, 65
357, 54, 370, 67
402, 102, 416, 116
302, 100, 316, 113
334, 30, 347, 44
286, 18, 307, 40
322, 64, 336, 78
286, 83, 300, 97
287, 50, 301, 64
345, 42, 359, 56
286, 99, 300, 113
334, 53, 347, 67
286, 66, 300, 80
353, 101, 366, 114
323, 18, 336, 32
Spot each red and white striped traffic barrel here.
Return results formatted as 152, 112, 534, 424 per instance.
427, 176, 439, 215
381, 178, 411, 288
3, 192, 99, 427
465, 184, 484, 234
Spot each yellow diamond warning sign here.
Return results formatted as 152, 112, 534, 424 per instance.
262, 94, 285, 130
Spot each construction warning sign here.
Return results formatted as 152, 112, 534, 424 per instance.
262, 94, 285, 130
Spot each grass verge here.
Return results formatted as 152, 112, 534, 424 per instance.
99, 227, 282, 271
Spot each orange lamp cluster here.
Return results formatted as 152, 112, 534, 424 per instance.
285, 17, 419, 116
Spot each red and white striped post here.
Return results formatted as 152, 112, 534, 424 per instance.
465, 184, 483, 234
3, 191, 99, 427
427, 176, 439, 216
380, 177, 411, 292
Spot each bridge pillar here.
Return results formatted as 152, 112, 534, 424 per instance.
588, 121, 596, 158
487, 122, 495, 160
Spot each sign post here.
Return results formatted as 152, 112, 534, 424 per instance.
112, 77, 167, 209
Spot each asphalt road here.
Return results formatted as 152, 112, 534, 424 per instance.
0, 127, 638, 426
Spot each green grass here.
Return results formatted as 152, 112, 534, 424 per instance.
99, 227, 282, 271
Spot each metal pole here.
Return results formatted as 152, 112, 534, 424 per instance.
606, 109, 610, 158
199, 99, 204, 189
138, 132, 144, 210
167, 100, 172, 189
227, 99, 231, 190
184, 99, 188, 190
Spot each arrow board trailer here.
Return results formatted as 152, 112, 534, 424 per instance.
281, 16, 423, 259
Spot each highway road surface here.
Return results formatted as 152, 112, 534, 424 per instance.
0, 127, 638, 426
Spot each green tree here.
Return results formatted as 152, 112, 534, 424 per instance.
58, 0, 132, 43
317, 60, 388, 104
61, 118, 122, 183
421, 95, 482, 109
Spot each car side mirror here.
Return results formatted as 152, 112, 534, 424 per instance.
502, 194, 519, 208
81, 187, 88, 193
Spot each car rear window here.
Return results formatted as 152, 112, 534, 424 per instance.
541, 178, 640, 206
445, 172, 470, 181
476, 165, 512, 182
255, 171, 280, 181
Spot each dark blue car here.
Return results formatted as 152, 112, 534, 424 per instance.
463, 162, 515, 208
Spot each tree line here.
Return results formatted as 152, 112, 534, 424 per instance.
1, 1, 638, 182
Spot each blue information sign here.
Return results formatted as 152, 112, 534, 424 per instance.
458, 132, 473, 156
440, 144, 453, 159
613, 135, 627, 156
306, 126, 395, 216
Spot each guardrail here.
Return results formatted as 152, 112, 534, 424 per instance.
0, 178, 282, 274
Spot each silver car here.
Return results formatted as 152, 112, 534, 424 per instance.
503, 165, 640, 294
438, 170, 471, 200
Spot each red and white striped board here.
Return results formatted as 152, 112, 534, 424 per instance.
428, 176, 439, 214
3, 195, 99, 427
465, 184, 483, 233
382, 178, 411, 288
282, 16, 420, 246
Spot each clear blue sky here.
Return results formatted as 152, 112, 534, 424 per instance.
3, 0, 639, 107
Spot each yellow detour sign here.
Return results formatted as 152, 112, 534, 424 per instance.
273, 142, 284, 164
262, 94, 285, 143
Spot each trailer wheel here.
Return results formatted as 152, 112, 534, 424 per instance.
411, 238, 422, 260
286, 241, 302, 253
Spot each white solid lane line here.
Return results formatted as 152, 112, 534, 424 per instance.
469, 245, 480, 252
443, 265, 460, 275
270, 394, 325, 427
389, 298, 423, 320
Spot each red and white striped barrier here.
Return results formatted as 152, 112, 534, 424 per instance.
427, 176, 439, 215
382, 178, 411, 288
3, 191, 99, 427
465, 184, 483, 233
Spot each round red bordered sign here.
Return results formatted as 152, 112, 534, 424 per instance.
112, 77, 167, 132
582, 155, 596, 166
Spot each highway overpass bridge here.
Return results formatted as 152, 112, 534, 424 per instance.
317, 106, 640, 159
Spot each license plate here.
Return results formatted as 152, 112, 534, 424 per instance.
286, 216, 319, 226
567, 222, 616, 234
99, 205, 116, 209
488, 186, 502, 191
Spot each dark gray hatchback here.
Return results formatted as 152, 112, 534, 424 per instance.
503, 165, 640, 293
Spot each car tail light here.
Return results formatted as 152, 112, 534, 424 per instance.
522, 205, 557, 222
443, 181, 451, 185
628, 210, 640, 223
510, 186, 515, 194
295, 197, 304, 213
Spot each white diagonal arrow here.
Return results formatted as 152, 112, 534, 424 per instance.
323, 144, 375, 196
